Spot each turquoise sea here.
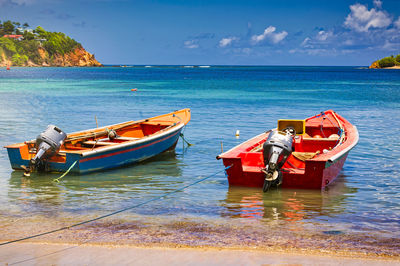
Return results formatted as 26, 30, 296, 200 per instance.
0, 66, 399, 255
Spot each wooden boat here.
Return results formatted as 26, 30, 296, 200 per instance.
217, 110, 358, 191
5, 109, 191, 175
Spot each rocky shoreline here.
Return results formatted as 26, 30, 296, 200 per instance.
0, 47, 102, 67
369, 61, 400, 69
369, 55, 400, 69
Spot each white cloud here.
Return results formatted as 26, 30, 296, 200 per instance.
219, 36, 238, 48
373, 0, 382, 9
316, 30, 333, 41
252, 26, 275, 43
395, 17, 400, 29
251, 26, 288, 44
344, 3, 391, 32
230, 48, 252, 55
271, 31, 288, 43
0, 0, 34, 5
184, 40, 199, 49
301, 31, 334, 50
343, 39, 354, 46
382, 40, 399, 50
284, 1, 400, 58
301, 37, 311, 47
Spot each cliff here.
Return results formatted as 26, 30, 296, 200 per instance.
369, 60, 380, 69
0, 23, 102, 67
0, 46, 102, 67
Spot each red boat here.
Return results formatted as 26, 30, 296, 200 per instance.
217, 110, 358, 191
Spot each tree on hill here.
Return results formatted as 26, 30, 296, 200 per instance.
375, 54, 400, 68
0, 37, 17, 55
0, 22, 83, 66
3, 20, 15, 35
23, 31, 35, 40
35, 26, 81, 56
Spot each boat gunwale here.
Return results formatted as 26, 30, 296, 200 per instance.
80, 122, 185, 157
217, 131, 269, 159
217, 111, 358, 164
65, 108, 190, 140
4, 109, 190, 150
308, 111, 358, 162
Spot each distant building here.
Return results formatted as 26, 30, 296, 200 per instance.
17, 27, 34, 33
3, 35, 24, 41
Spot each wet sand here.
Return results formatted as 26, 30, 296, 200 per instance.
1, 214, 400, 265
1, 242, 400, 266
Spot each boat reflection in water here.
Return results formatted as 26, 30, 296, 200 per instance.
221, 174, 357, 222
7, 151, 184, 215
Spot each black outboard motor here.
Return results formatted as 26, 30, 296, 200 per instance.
24, 125, 67, 176
262, 128, 295, 192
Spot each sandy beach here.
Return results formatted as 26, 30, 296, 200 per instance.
1, 242, 400, 266
1, 214, 400, 265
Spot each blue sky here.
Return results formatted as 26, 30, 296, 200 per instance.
0, 0, 399, 65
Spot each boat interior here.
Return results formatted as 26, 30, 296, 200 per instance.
238, 114, 344, 173
18, 119, 178, 163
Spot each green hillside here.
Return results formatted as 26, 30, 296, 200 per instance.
370, 54, 400, 68
0, 20, 94, 66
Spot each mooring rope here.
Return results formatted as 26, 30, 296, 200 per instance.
0, 165, 232, 247
53, 160, 78, 182
180, 133, 193, 146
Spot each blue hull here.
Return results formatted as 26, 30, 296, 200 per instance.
7, 126, 183, 174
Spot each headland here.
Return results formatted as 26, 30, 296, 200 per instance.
369, 54, 400, 69
0, 21, 101, 67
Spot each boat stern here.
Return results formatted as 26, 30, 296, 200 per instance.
5, 144, 28, 170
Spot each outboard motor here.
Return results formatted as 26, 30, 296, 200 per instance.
262, 128, 295, 192
24, 125, 67, 176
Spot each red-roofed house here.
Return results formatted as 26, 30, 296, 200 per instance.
3, 35, 24, 41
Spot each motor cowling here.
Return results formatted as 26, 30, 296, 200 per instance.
262, 128, 294, 192
29, 125, 67, 172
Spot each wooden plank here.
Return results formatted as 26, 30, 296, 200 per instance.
117, 136, 139, 141
82, 141, 116, 146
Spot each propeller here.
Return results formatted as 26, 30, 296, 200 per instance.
20, 165, 31, 177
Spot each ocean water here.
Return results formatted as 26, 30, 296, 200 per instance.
0, 66, 399, 254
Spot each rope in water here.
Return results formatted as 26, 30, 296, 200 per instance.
172, 114, 193, 146
53, 160, 78, 182
180, 133, 193, 146
0, 165, 231, 247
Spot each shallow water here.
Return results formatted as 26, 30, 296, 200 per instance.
0, 66, 399, 255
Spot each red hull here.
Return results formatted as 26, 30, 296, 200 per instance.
218, 110, 358, 190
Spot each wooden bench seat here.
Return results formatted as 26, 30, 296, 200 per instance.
82, 141, 116, 146
117, 136, 140, 141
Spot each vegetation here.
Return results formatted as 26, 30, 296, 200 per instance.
395, 54, 400, 64
377, 54, 400, 68
35, 26, 81, 56
0, 20, 82, 66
